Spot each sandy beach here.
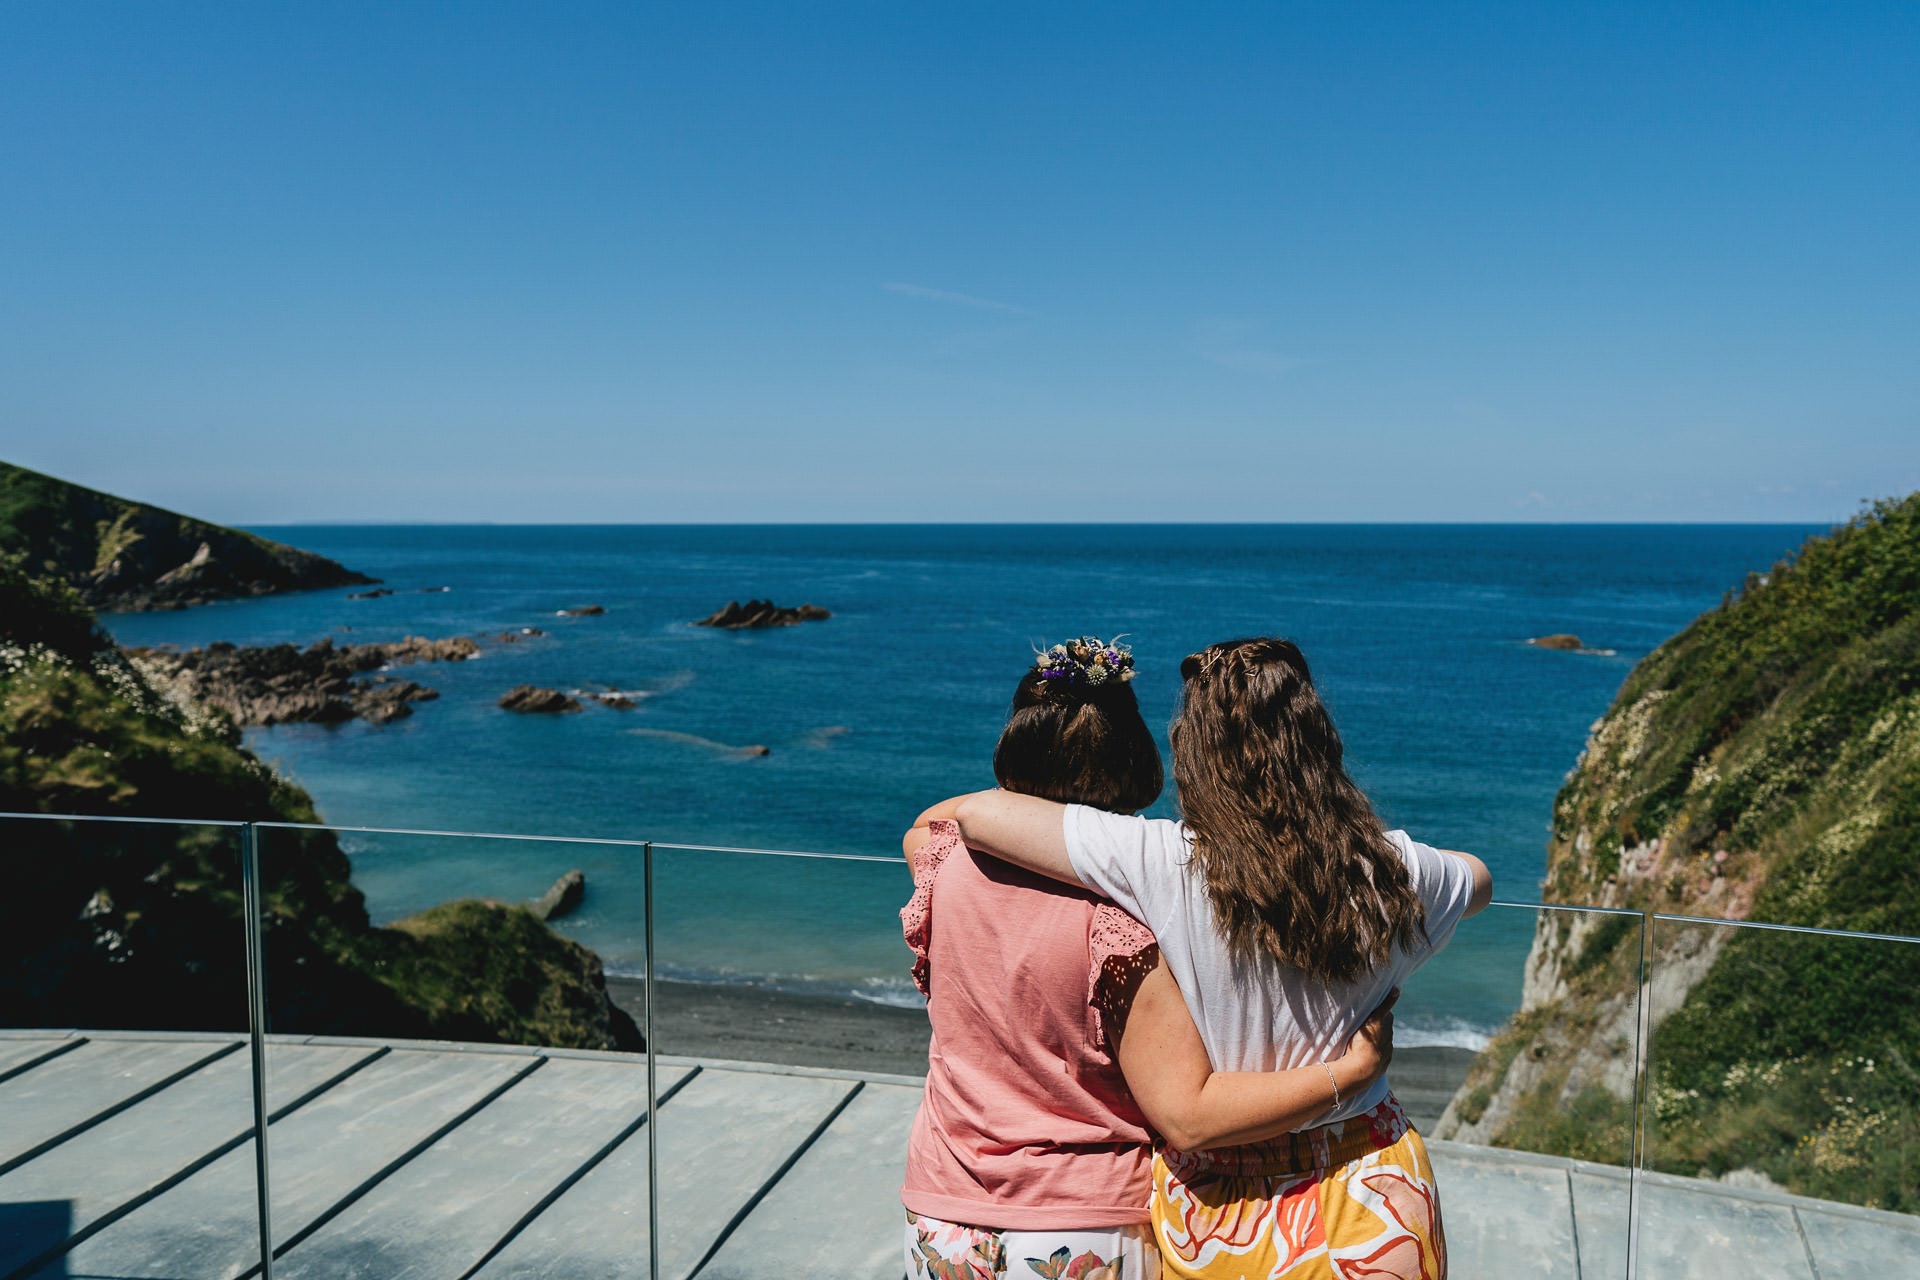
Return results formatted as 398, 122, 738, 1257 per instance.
607, 977, 1476, 1129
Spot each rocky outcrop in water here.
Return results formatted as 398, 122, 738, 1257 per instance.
499, 685, 583, 713
533, 870, 586, 921
126, 635, 478, 727
694, 599, 831, 629
0, 460, 375, 610
1528, 634, 1584, 650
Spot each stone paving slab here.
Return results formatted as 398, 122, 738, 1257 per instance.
0, 1038, 238, 1173
0, 1043, 373, 1277
0, 1039, 78, 1085
37, 1049, 537, 1279
274, 1059, 695, 1280
698, 1080, 920, 1280
1567, 1168, 1631, 1280
1797, 1200, 1920, 1277
473, 1067, 857, 1280
1426, 1144, 1581, 1280
1631, 1180, 1814, 1280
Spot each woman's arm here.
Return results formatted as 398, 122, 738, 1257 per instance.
901, 795, 974, 870
1438, 849, 1494, 917
951, 790, 1083, 886
1114, 958, 1395, 1151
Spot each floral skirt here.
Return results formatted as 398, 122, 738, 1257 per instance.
1151, 1095, 1445, 1280
905, 1210, 1162, 1280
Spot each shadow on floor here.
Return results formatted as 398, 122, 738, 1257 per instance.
0, 1199, 72, 1278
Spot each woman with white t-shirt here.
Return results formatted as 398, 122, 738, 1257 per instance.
955, 637, 1493, 1280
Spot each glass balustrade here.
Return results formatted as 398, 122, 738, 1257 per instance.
7, 809, 1919, 1280
1411, 902, 1643, 1279
648, 842, 919, 1280
251, 822, 656, 1280
1639, 913, 1920, 1280
0, 813, 261, 1280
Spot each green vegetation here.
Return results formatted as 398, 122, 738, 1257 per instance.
1441, 494, 1920, 1211
0, 555, 637, 1049
0, 460, 370, 609
1653, 929, 1920, 1209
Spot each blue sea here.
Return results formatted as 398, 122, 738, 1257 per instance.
102, 524, 1822, 1046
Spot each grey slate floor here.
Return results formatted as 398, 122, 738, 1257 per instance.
0, 1029, 1913, 1279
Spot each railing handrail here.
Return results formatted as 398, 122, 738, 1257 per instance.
0, 808, 248, 827
5, 808, 1917, 942
1646, 909, 1920, 946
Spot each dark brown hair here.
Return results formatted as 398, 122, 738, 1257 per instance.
993, 670, 1163, 815
1170, 637, 1424, 983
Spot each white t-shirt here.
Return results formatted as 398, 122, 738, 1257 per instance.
1063, 804, 1476, 1128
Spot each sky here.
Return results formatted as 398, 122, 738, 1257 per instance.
1, 2, 1915, 524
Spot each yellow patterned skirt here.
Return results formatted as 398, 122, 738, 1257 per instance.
1151, 1094, 1444, 1280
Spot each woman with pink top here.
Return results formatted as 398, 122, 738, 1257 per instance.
902, 638, 1398, 1280
953, 638, 1494, 1280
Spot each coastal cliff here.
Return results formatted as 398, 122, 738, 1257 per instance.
0, 558, 639, 1050
1435, 495, 1920, 1211
0, 460, 373, 610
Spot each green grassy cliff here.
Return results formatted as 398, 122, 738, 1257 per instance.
1435, 495, 1920, 1210
0, 558, 639, 1050
0, 460, 372, 610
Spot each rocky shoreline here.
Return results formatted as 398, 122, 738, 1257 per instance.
126, 632, 683, 730
129, 635, 481, 726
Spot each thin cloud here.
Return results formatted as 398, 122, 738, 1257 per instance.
884, 282, 1030, 315
1198, 347, 1309, 376
1192, 319, 1307, 376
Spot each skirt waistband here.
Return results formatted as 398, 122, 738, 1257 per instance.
1160, 1093, 1411, 1179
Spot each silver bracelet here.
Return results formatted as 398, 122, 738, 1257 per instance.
1323, 1062, 1341, 1110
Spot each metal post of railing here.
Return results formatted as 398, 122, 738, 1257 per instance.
644, 840, 658, 1280
1624, 910, 1651, 1280
239, 822, 276, 1280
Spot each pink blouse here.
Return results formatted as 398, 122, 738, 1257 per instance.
900, 820, 1159, 1229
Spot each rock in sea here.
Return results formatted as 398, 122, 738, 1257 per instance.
352, 680, 437, 725
693, 599, 831, 629
499, 685, 584, 713
1528, 634, 1584, 651
532, 869, 586, 921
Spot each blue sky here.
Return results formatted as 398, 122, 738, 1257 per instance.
1, 2, 1914, 523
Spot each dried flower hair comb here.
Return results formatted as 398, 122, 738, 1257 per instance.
1033, 636, 1136, 687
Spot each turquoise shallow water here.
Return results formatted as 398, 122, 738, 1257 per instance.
102, 523, 1822, 1044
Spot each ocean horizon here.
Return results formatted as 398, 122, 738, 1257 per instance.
101, 521, 1827, 1048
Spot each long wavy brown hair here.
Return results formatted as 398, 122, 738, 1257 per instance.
1169, 637, 1424, 983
